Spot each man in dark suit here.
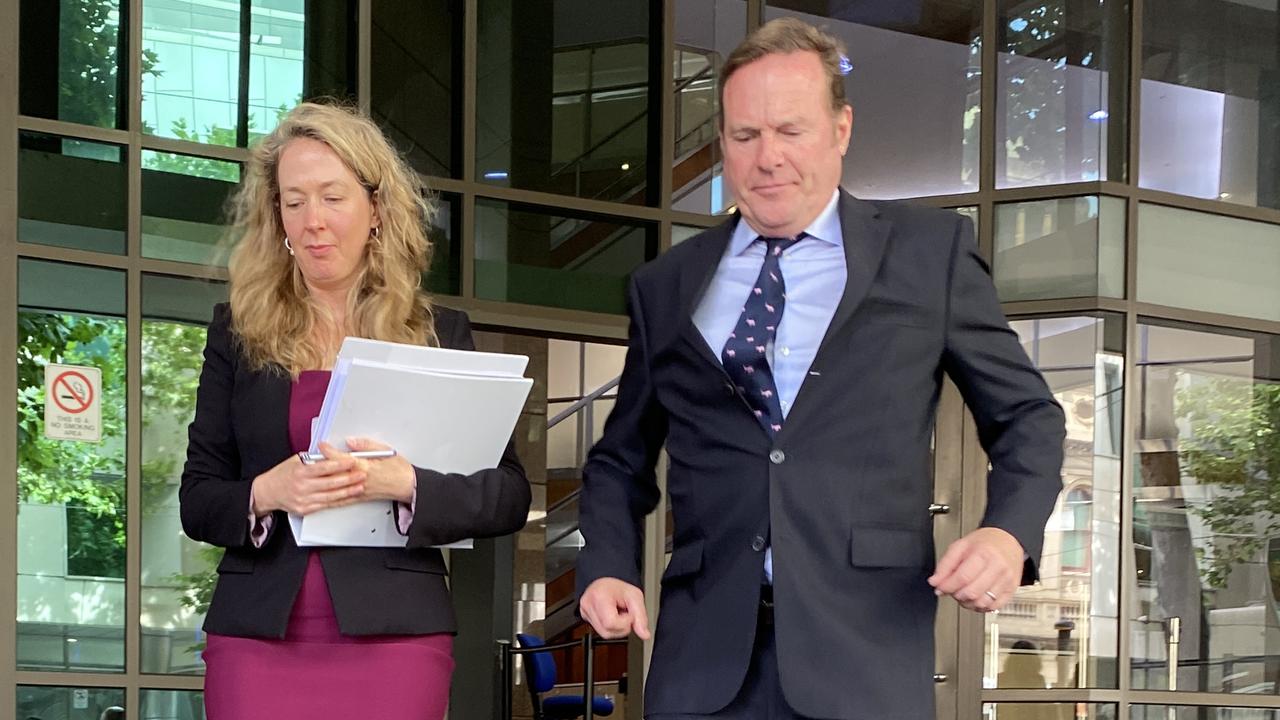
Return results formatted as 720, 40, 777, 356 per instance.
575, 17, 1066, 720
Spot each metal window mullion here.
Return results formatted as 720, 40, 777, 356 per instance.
358, 0, 371, 113
1, 0, 21, 706
1117, 1, 1143, 712
979, 0, 998, 267
237, 0, 251, 148
460, 0, 478, 299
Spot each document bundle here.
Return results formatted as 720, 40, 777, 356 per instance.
288, 337, 533, 547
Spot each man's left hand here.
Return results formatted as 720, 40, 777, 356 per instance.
928, 527, 1024, 613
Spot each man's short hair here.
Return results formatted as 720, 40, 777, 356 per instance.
719, 17, 849, 121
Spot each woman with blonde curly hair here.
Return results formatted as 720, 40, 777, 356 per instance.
180, 102, 530, 719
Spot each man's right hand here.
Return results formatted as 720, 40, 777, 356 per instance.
579, 578, 651, 640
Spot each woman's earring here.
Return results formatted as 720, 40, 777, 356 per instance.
370, 226, 381, 243
284, 237, 294, 256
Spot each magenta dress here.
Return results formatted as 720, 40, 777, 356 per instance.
203, 370, 454, 719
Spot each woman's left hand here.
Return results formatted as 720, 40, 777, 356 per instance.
318, 438, 416, 504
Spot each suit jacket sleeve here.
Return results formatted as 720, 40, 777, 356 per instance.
941, 216, 1067, 584
402, 310, 532, 547
575, 276, 667, 593
179, 303, 257, 548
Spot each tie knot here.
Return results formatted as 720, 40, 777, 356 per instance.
761, 234, 804, 257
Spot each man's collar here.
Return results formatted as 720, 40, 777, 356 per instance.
729, 189, 843, 256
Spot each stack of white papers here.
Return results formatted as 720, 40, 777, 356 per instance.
288, 337, 534, 548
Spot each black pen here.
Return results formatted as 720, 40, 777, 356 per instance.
297, 449, 397, 465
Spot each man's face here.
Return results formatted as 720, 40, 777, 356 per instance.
720, 51, 852, 239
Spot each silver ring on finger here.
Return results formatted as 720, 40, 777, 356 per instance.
984, 590, 998, 601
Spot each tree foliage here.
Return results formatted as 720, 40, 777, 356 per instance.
1179, 378, 1280, 590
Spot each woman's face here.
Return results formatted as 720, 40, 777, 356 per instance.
277, 137, 379, 295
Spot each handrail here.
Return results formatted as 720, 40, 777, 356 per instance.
499, 634, 630, 720
548, 375, 621, 430
546, 485, 582, 516
549, 105, 649, 181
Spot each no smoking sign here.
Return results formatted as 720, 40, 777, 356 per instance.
44, 363, 102, 442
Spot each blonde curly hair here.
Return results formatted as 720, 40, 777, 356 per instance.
226, 102, 437, 376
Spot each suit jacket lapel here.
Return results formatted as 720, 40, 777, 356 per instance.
816, 192, 892, 354
677, 217, 735, 372
779, 194, 892, 438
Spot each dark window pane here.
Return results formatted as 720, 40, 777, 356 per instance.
18, 259, 127, 317
141, 274, 229, 326
426, 193, 461, 296
19, 132, 128, 255
766, 1, 981, 199
141, 150, 240, 265
20, 0, 128, 129
477, 0, 656, 204
672, 0, 747, 214
17, 260, 128, 673
475, 199, 657, 314
371, 0, 459, 178
1140, 2, 1280, 210
1131, 323, 1280, 693
997, 0, 1130, 188
19, 686, 125, 720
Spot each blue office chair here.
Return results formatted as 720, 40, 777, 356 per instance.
516, 633, 615, 720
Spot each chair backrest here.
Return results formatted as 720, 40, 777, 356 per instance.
516, 633, 558, 694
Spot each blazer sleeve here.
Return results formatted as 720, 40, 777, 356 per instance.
402, 309, 533, 547
575, 276, 667, 593
179, 303, 256, 548
940, 215, 1067, 584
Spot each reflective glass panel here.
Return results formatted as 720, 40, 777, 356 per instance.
672, 0, 746, 214
997, 0, 1130, 187
19, 0, 127, 128
1133, 708, 1280, 720
766, 0, 981, 199
983, 703, 1116, 720
986, 315, 1124, 689
18, 685, 125, 720
17, 260, 128, 672
994, 196, 1125, 302
1140, 1, 1280, 210
141, 150, 240, 265
140, 275, 228, 675
426, 193, 461, 297
140, 689, 205, 720
143, 0, 354, 146
1136, 204, 1280, 323
1131, 323, 1280, 694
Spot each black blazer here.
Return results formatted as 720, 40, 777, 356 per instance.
180, 303, 531, 638
576, 194, 1066, 719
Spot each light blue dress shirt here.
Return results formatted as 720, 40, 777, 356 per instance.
692, 190, 847, 584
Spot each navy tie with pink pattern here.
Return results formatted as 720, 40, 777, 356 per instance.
721, 234, 804, 436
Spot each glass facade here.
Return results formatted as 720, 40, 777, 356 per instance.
4, 0, 1279, 718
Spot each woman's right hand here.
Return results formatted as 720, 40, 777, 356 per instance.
250, 449, 366, 516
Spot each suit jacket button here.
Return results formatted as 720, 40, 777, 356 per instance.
769, 449, 786, 464
751, 535, 766, 552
